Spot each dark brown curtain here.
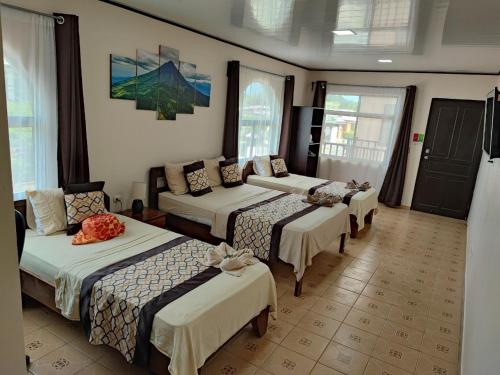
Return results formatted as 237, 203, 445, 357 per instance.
379, 85, 417, 207
278, 75, 295, 161
54, 14, 89, 187
312, 81, 327, 108
222, 60, 240, 159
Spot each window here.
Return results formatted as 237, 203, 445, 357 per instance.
238, 66, 285, 163
320, 84, 405, 164
2, 7, 58, 199
333, 0, 417, 52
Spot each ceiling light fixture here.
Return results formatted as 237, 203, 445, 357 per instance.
378, 59, 393, 63
332, 29, 356, 36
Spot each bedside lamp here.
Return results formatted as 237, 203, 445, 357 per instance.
131, 181, 146, 214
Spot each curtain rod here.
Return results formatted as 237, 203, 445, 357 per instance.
241, 64, 289, 79
1, 3, 64, 24
313, 82, 404, 90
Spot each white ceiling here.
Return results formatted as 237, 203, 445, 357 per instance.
107, 0, 500, 73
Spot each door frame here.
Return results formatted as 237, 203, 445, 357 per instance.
410, 98, 484, 217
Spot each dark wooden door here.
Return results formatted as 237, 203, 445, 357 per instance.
412, 99, 484, 219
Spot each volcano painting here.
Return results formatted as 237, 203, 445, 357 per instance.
109, 45, 211, 120
157, 46, 180, 120
195, 73, 211, 107
177, 62, 197, 114
110, 55, 136, 100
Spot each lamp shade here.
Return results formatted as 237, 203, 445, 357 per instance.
131, 181, 147, 201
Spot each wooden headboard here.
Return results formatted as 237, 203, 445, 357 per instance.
241, 160, 256, 183
149, 166, 169, 210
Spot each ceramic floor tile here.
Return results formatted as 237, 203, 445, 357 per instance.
363, 358, 413, 375
344, 309, 386, 336
24, 328, 66, 361
311, 298, 351, 321
362, 285, 401, 306
277, 303, 309, 325
76, 363, 115, 375
281, 327, 329, 361
343, 267, 374, 283
335, 276, 367, 294
353, 296, 392, 319
387, 307, 428, 332
225, 330, 277, 367
266, 319, 295, 344
29, 345, 92, 375
414, 353, 458, 375
319, 342, 369, 375
296, 311, 341, 339
310, 363, 345, 375
424, 319, 461, 344
380, 320, 424, 351
372, 338, 419, 373
322, 286, 360, 306
262, 346, 315, 375
333, 323, 378, 355
420, 334, 460, 364
97, 347, 147, 375
203, 350, 257, 375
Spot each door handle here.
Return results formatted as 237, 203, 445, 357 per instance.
424, 156, 429, 160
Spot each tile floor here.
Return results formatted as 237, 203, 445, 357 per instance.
22, 205, 466, 375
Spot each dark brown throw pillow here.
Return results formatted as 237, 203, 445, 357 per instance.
64, 181, 107, 235
270, 155, 289, 178
219, 159, 243, 188
183, 161, 212, 196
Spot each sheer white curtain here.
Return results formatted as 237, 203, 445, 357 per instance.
1, 6, 58, 200
238, 66, 285, 163
318, 84, 405, 190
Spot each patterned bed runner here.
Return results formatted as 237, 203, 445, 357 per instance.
226, 193, 320, 263
308, 181, 360, 205
79, 236, 221, 367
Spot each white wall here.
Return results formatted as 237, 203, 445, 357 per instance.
461, 79, 500, 373
7, 0, 310, 209
308, 71, 496, 206
0, 10, 27, 373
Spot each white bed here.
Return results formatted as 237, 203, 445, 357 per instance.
246, 173, 378, 233
158, 184, 350, 282
20, 214, 277, 375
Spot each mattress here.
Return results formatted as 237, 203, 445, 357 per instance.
159, 185, 350, 280
247, 174, 378, 231
20, 214, 277, 375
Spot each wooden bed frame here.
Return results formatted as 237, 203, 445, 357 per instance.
148, 166, 346, 297
14, 198, 269, 375
241, 160, 375, 239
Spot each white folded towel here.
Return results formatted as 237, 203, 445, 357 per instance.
204, 242, 259, 276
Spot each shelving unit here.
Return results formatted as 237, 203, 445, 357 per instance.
288, 106, 325, 177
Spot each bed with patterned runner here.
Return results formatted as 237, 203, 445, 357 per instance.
226, 193, 321, 263
79, 236, 221, 368
308, 181, 360, 205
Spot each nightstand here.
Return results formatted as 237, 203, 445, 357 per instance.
120, 208, 167, 229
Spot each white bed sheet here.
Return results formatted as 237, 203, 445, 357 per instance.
247, 174, 378, 231
159, 185, 350, 280
20, 215, 277, 375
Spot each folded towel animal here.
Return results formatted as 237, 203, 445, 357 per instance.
345, 179, 371, 191
303, 192, 341, 207
204, 242, 259, 276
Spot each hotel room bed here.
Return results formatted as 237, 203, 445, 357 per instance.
19, 213, 276, 375
242, 160, 378, 238
149, 166, 350, 296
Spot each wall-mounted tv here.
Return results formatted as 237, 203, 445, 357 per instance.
484, 87, 500, 159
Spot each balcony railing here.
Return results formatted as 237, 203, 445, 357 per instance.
321, 138, 387, 163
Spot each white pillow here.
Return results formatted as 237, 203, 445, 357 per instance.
165, 160, 195, 195
253, 155, 273, 177
203, 156, 225, 187
25, 196, 37, 230
26, 188, 67, 235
